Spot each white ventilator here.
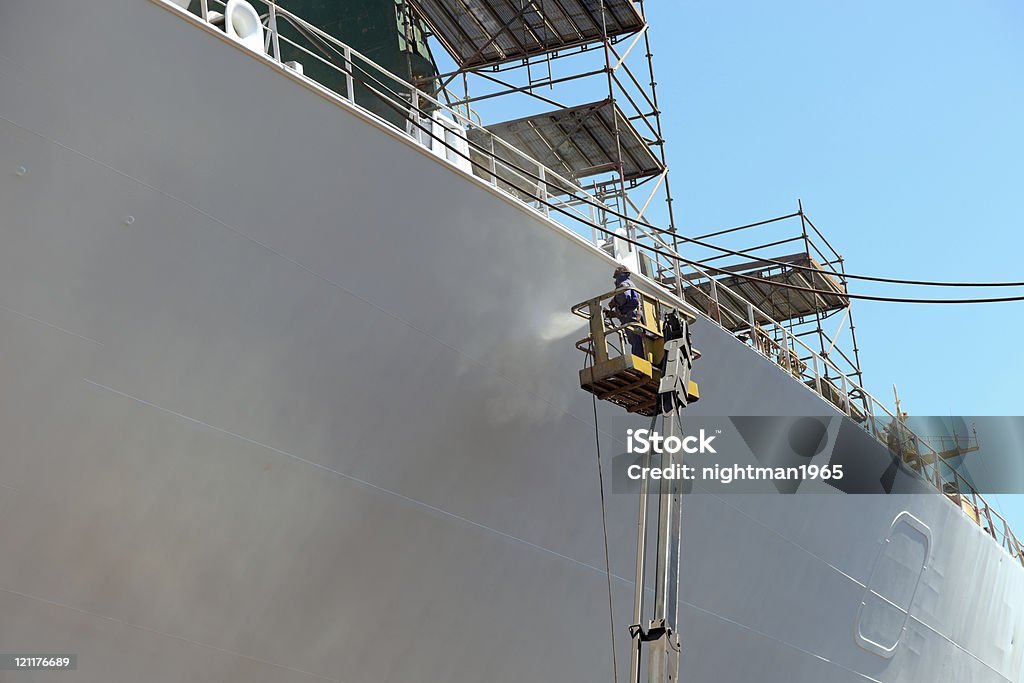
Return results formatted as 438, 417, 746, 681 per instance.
430, 112, 472, 174
224, 0, 265, 54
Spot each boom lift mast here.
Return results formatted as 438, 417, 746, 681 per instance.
573, 288, 700, 683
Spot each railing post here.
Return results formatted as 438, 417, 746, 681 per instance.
672, 246, 684, 301
747, 303, 756, 354
342, 45, 355, 103
983, 504, 997, 540
812, 356, 822, 397
539, 167, 549, 216
587, 202, 598, 244
710, 278, 722, 325
268, 2, 281, 63
411, 89, 421, 145
864, 409, 875, 439
783, 333, 793, 376
200, 0, 209, 21
840, 374, 851, 416
488, 136, 497, 186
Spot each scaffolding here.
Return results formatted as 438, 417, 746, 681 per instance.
409, 0, 678, 268
408, 0, 645, 68
678, 202, 867, 417
405, 2, 866, 417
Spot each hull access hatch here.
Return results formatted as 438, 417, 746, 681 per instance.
408, 0, 646, 68
467, 99, 665, 195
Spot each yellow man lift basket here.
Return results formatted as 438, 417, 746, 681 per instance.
573, 287, 700, 416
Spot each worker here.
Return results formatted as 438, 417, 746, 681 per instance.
607, 265, 645, 358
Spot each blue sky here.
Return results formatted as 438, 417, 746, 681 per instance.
650, 0, 1023, 415
644, 0, 1024, 531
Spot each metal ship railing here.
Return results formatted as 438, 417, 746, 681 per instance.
155, 0, 1024, 567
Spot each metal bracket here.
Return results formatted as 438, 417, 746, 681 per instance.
629, 618, 672, 643
657, 311, 694, 412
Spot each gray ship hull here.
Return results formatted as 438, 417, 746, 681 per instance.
0, 2, 1021, 681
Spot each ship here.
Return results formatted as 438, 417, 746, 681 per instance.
0, 1, 1021, 681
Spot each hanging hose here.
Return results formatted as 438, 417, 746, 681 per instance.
584, 349, 620, 683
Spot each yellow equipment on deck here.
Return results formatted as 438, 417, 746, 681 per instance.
572, 287, 700, 416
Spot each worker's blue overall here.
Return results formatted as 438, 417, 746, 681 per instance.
610, 274, 645, 359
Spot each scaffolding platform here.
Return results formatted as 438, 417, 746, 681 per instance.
408, 0, 645, 68
467, 99, 664, 194
678, 252, 849, 330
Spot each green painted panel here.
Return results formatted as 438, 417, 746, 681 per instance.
275, 1, 436, 128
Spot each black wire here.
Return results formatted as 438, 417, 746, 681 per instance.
585, 351, 621, 683
671, 217, 1024, 289
285, 20, 1024, 305
684, 214, 1024, 288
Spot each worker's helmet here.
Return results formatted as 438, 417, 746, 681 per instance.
613, 264, 631, 278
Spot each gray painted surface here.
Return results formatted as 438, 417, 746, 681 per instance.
0, 1, 1021, 681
